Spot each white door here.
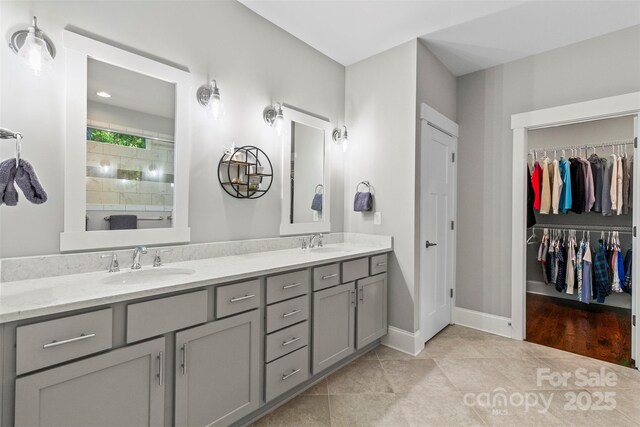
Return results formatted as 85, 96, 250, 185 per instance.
420, 120, 456, 343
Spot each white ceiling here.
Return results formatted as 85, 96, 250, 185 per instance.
239, 0, 640, 76
87, 58, 175, 118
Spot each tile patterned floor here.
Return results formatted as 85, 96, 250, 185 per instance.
252, 325, 640, 426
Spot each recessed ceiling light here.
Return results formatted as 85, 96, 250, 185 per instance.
96, 91, 111, 98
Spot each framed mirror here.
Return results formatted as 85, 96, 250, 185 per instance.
61, 31, 191, 251
280, 107, 332, 236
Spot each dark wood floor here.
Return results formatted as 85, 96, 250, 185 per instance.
526, 293, 633, 367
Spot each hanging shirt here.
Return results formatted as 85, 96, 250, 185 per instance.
629, 157, 633, 211
555, 239, 567, 292
569, 159, 585, 214
601, 157, 613, 216
576, 242, 584, 299
593, 240, 610, 303
565, 237, 576, 294
588, 154, 606, 213
538, 234, 550, 285
559, 158, 572, 213
532, 162, 543, 210
551, 159, 563, 214
616, 156, 624, 215
540, 158, 552, 214
610, 154, 618, 212
622, 156, 630, 215
611, 246, 621, 293
527, 167, 536, 228
623, 249, 632, 293
579, 158, 595, 212
581, 243, 593, 304
617, 249, 625, 290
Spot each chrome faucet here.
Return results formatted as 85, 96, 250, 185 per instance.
100, 253, 120, 273
153, 249, 171, 268
131, 246, 147, 270
309, 233, 323, 249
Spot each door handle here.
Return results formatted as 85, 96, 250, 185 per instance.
425, 241, 438, 248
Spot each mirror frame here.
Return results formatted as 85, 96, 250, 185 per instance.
280, 107, 332, 236
60, 31, 191, 252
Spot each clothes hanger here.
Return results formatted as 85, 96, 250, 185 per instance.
526, 228, 538, 245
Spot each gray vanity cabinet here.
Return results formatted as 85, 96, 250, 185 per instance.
356, 273, 388, 349
174, 310, 260, 427
312, 282, 356, 374
14, 337, 165, 427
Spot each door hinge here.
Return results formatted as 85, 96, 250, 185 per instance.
633, 314, 636, 327
450, 289, 454, 298
634, 226, 637, 238
450, 221, 455, 230
635, 137, 638, 149
451, 153, 455, 163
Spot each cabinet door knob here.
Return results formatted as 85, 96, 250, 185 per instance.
425, 241, 438, 248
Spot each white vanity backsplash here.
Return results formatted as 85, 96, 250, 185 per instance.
0, 233, 391, 283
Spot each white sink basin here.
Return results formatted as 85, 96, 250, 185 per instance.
100, 268, 196, 285
309, 247, 351, 254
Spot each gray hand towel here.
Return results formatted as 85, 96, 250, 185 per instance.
354, 191, 373, 212
0, 159, 18, 206
311, 193, 323, 212
109, 215, 138, 230
14, 159, 47, 204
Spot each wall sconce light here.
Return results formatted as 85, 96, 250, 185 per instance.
263, 103, 284, 136
197, 80, 223, 120
9, 16, 56, 76
332, 125, 349, 152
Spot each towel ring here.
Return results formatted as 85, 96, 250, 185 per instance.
315, 184, 324, 194
355, 181, 371, 193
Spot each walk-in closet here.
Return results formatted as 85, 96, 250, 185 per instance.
526, 117, 634, 366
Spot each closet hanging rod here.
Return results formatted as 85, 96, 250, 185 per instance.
532, 223, 633, 233
529, 138, 634, 154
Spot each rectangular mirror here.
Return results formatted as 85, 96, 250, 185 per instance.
61, 31, 191, 251
280, 107, 332, 235
86, 58, 176, 231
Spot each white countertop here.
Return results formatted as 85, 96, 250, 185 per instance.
0, 243, 391, 324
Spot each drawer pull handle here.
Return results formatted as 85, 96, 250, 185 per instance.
321, 273, 338, 280
230, 294, 255, 303
282, 368, 301, 381
43, 333, 96, 349
283, 309, 302, 318
376, 262, 387, 266
282, 337, 301, 346
283, 282, 302, 290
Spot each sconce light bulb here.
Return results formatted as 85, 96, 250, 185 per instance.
274, 115, 284, 136
210, 94, 223, 120
17, 29, 53, 76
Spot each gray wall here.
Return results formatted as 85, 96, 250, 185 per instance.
0, 0, 345, 257
88, 101, 175, 138
456, 24, 640, 317
345, 40, 418, 332
344, 39, 456, 333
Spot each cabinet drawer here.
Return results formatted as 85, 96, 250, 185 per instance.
313, 263, 340, 291
370, 254, 388, 275
265, 346, 309, 401
16, 309, 113, 375
265, 295, 309, 333
216, 279, 261, 319
127, 290, 207, 343
342, 258, 369, 283
265, 321, 309, 363
266, 270, 309, 304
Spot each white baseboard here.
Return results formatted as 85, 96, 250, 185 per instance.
452, 307, 512, 338
381, 326, 423, 356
